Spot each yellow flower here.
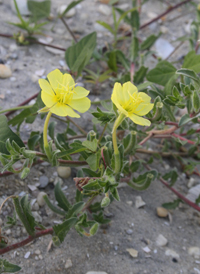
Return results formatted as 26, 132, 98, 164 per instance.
38, 69, 91, 117
111, 81, 153, 126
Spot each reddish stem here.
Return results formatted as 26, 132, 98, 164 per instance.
101, 148, 107, 169
172, 133, 195, 145
0, 228, 53, 255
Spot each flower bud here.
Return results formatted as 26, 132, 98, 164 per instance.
101, 196, 110, 208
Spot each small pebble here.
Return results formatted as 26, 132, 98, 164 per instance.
86, 272, 107, 274
187, 178, 195, 188
143, 246, 151, 253
0, 64, 12, 78
126, 229, 133, 235
156, 234, 168, 247
32, 212, 42, 223
126, 201, 133, 206
39, 176, 49, 189
57, 166, 71, 179
24, 251, 31, 259
188, 247, 200, 259
65, 258, 72, 269
126, 248, 138, 258
5, 229, 11, 235
54, 177, 63, 186
165, 249, 180, 259
98, 4, 111, 16
135, 196, 146, 208
156, 207, 168, 218
35, 250, 41, 255
37, 192, 47, 207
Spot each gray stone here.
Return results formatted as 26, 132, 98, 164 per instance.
32, 212, 42, 223
86, 272, 108, 274
188, 247, 200, 259
155, 38, 175, 59
135, 196, 146, 208
39, 176, 49, 188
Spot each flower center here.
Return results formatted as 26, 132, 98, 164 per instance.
54, 82, 75, 105
122, 91, 144, 113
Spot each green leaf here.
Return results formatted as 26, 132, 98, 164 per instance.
54, 182, 71, 212
89, 202, 102, 213
82, 139, 98, 152
92, 211, 111, 224
27, 134, 40, 150
86, 151, 101, 171
75, 189, 83, 203
28, 0, 51, 21
20, 196, 36, 230
0, 115, 25, 155
182, 50, 200, 73
65, 32, 97, 75
53, 217, 77, 243
130, 10, 140, 30
48, 121, 57, 140
0, 259, 21, 273
178, 113, 198, 127
59, 0, 83, 17
162, 199, 181, 210
82, 180, 101, 191
96, 21, 114, 34
66, 202, 85, 219
137, 81, 152, 91
146, 61, 176, 86
176, 68, 200, 84
129, 170, 157, 191
141, 34, 160, 51
43, 195, 66, 216
162, 169, 178, 186
134, 66, 148, 84
193, 90, 200, 113
107, 50, 118, 72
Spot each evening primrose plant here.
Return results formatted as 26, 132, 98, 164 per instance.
1, 0, 200, 272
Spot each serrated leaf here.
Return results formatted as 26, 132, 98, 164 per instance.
146, 61, 176, 86
82, 180, 101, 191
20, 196, 36, 230
54, 182, 71, 211
0, 259, 21, 273
130, 36, 139, 62
193, 90, 200, 113
65, 32, 97, 75
0, 115, 25, 155
53, 217, 77, 243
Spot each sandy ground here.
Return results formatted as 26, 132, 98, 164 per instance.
0, 0, 200, 273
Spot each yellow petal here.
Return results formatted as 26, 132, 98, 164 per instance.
73, 86, 90, 99
38, 106, 50, 113
39, 79, 55, 96
41, 90, 56, 108
123, 82, 138, 98
139, 92, 151, 103
50, 103, 80, 117
47, 69, 63, 91
128, 113, 151, 126
69, 97, 91, 113
113, 101, 128, 116
62, 73, 75, 88
135, 103, 154, 116
112, 82, 125, 104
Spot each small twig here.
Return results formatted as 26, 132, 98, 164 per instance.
0, 228, 53, 255
165, 41, 185, 60
139, 0, 193, 30
66, 117, 87, 136
60, 17, 78, 43
5, 92, 40, 117
139, 133, 153, 146
98, 124, 108, 144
